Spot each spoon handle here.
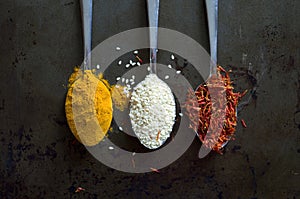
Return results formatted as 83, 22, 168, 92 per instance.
147, 0, 160, 74
206, 0, 218, 75
80, 0, 93, 70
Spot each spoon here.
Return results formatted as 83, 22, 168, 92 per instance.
147, 0, 159, 74
65, 0, 113, 146
197, 0, 227, 157
206, 0, 218, 76
80, 0, 92, 70
129, 0, 176, 149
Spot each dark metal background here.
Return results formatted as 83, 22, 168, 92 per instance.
0, 0, 299, 198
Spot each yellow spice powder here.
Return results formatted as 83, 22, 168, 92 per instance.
65, 67, 113, 146
111, 85, 130, 111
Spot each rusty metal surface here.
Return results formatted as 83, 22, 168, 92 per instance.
0, 0, 299, 198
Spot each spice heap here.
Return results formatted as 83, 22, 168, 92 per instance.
129, 74, 176, 149
111, 84, 131, 111
185, 66, 246, 153
65, 67, 113, 146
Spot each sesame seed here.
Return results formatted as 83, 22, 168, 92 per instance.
108, 146, 114, 150
147, 66, 151, 72
118, 60, 122, 65
125, 79, 129, 84
132, 62, 136, 66
122, 78, 125, 83
133, 50, 138, 54
116, 47, 121, 51
137, 62, 141, 66
96, 64, 100, 69
179, 113, 183, 117
129, 60, 133, 64
119, 126, 123, 131
126, 64, 130, 68
116, 77, 121, 81
168, 64, 172, 69
176, 70, 181, 74
129, 74, 176, 149
171, 54, 175, 60
165, 75, 169, 80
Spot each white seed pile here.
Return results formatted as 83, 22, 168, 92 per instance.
129, 74, 176, 149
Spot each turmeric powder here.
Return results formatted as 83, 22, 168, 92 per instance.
65, 67, 113, 146
111, 85, 130, 111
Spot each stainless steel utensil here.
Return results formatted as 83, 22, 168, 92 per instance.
80, 0, 93, 70
147, 0, 160, 74
206, 0, 218, 76
197, 0, 221, 158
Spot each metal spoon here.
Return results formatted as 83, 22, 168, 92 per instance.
129, 0, 176, 149
64, 0, 113, 146
80, 0, 92, 70
197, 0, 226, 158
206, 0, 218, 76
147, 0, 159, 74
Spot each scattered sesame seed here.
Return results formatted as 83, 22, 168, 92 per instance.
147, 66, 151, 72
133, 50, 138, 54
176, 70, 181, 74
119, 126, 123, 131
168, 64, 172, 69
131, 81, 135, 85
108, 146, 114, 150
125, 79, 129, 84
132, 62, 136, 66
137, 62, 141, 66
179, 113, 183, 117
96, 64, 100, 69
129, 60, 133, 65
132, 75, 135, 79
132, 152, 136, 156
171, 54, 175, 60
165, 75, 169, 80
118, 60, 122, 65
116, 77, 121, 81
126, 64, 130, 68
122, 78, 125, 83
116, 47, 121, 51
